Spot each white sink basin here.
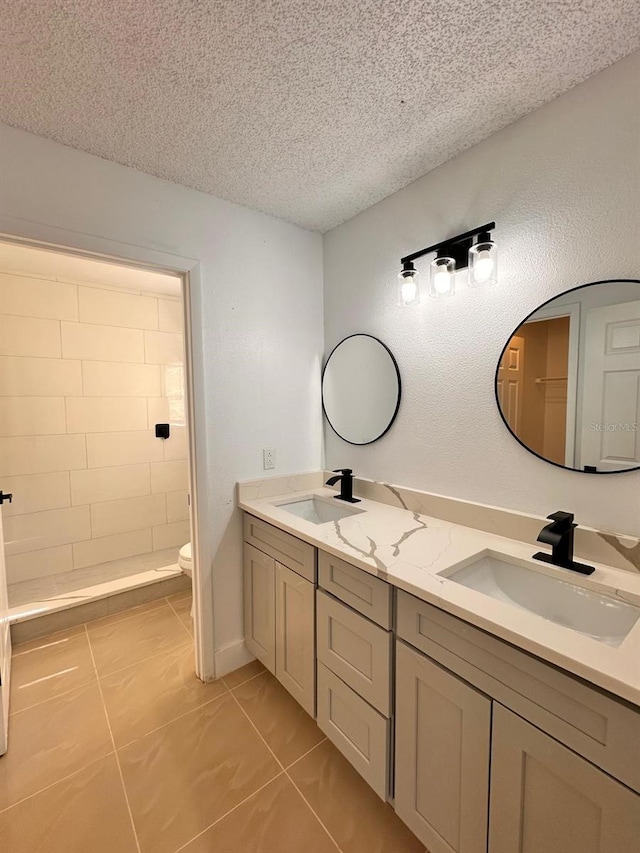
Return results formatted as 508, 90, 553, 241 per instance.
442, 554, 640, 647
275, 495, 365, 525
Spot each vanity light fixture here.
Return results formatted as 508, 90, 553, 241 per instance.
398, 261, 420, 306
468, 230, 498, 287
429, 250, 455, 298
398, 221, 496, 304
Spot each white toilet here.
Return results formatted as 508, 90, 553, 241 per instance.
178, 542, 195, 621
178, 542, 193, 577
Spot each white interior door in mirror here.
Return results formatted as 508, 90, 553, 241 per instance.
495, 280, 640, 473
322, 334, 401, 445
497, 334, 525, 434
580, 300, 640, 472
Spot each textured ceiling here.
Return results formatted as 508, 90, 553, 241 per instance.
1, 2, 639, 232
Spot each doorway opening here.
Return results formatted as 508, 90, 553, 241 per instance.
0, 240, 195, 633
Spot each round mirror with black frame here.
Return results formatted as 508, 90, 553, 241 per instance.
322, 334, 401, 445
495, 279, 640, 474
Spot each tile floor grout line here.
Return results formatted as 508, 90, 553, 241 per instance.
11, 630, 86, 657
12, 627, 88, 653
284, 736, 328, 770
16, 596, 175, 646
83, 623, 143, 853
84, 599, 173, 631
224, 667, 267, 691
283, 770, 343, 853
172, 771, 288, 853
165, 591, 191, 604
114, 689, 230, 752
91, 637, 193, 682
165, 595, 194, 641
8, 675, 98, 718
228, 691, 285, 771
229, 692, 343, 853
0, 750, 117, 816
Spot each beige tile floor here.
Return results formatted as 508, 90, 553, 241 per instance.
0, 592, 426, 852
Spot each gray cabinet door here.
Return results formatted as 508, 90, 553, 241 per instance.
275, 562, 315, 716
489, 704, 640, 853
395, 640, 491, 853
243, 543, 275, 673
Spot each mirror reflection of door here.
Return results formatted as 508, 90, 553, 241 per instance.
496, 280, 640, 473
500, 318, 571, 467
580, 300, 640, 471
497, 335, 524, 434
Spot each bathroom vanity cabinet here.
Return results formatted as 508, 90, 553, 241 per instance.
395, 591, 640, 853
316, 551, 393, 799
242, 512, 640, 851
243, 515, 316, 715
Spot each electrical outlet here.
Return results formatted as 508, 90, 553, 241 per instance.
263, 447, 276, 470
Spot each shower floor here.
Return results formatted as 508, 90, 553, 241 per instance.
8, 548, 184, 623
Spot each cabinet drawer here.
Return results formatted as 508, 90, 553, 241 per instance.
317, 662, 389, 800
397, 590, 640, 793
244, 513, 316, 582
317, 590, 392, 716
319, 550, 392, 629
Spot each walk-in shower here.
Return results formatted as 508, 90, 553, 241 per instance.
0, 241, 193, 631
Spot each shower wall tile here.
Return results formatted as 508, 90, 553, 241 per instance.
0, 273, 78, 320
0, 314, 61, 357
6, 545, 74, 585
0, 434, 87, 476
1, 472, 71, 518
163, 426, 188, 461
82, 361, 161, 397
86, 430, 164, 468
158, 298, 183, 333
0, 397, 67, 437
150, 460, 189, 494
0, 356, 83, 396
152, 520, 191, 551
66, 396, 148, 433
144, 330, 183, 364
79, 286, 159, 330
61, 321, 145, 363
1, 269, 188, 583
5, 506, 91, 555
147, 397, 170, 428
73, 528, 153, 570
91, 493, 166, 538
166, 490, 189, 523
71, 464, 150, 506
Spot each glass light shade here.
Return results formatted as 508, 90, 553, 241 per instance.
429, 257, 455, 298
468, 240, 497, 286
398, 268, 420, 306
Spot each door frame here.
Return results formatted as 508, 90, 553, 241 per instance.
521, 302, 581, 469
0, 226, 215, 682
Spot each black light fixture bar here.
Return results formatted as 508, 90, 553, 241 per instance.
400, 221, 496, 269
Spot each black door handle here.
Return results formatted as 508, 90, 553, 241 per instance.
0, 492, 13, 505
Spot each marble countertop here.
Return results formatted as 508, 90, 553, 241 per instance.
238, 483, 640, 707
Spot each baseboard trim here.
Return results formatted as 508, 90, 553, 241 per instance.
214, 640, 255, 678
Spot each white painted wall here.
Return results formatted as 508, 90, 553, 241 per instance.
0, 126, 324, 672
323, 52, 640, 537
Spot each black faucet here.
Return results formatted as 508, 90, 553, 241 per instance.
325, 469, 361, 503
533, 511, 595, 575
